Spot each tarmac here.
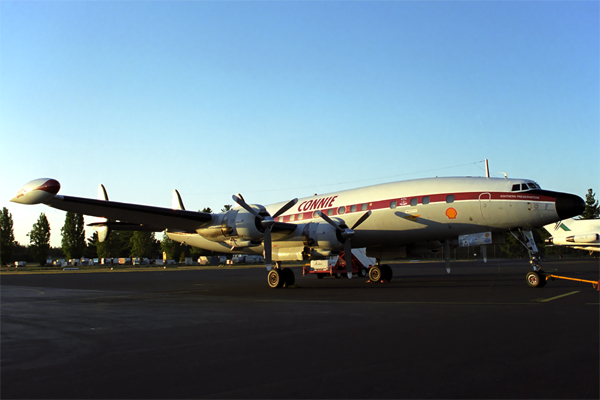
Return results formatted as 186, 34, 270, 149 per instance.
1, 258, 598, 399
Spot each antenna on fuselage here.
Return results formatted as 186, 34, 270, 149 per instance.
485, 159, 490, 178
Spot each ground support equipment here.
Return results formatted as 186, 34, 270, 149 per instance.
303, 248, 374, 279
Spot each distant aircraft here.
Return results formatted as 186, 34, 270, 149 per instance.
11, 175, 584, 288
543, 218, 600, 254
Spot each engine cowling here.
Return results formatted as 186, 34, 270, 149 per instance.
305, 221, 345, 252
197, 206, 267, 243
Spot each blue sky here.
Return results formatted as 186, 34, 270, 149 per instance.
1, 1, 598, 248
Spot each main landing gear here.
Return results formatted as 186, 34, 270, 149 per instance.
368, 264, 393, 283
267, 262, 295, 288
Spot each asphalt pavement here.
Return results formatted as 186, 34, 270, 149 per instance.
1, 259, 598, 399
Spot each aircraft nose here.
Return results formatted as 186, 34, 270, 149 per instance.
555, 193, 585, 220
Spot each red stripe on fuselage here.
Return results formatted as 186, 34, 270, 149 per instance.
279, 191, 556, 223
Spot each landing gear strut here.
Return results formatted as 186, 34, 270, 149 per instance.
267, 262, 295, 288
511, 229, 547, 288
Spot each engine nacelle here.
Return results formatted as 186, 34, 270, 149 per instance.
197, 206, 266, 243
307, 221, 344, 252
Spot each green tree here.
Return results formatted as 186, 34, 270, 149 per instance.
201, 207, 213, 213
581, 189, 599, 219
221, 205, 232, 212
29, 213, 51, 266
61, 212, 86, 260
130, 231, 157, 258
85, 232, 99, 259
0, 207, 16, 265
161, 234, 183, 261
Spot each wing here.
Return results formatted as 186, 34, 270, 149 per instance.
11, 178, 212, 232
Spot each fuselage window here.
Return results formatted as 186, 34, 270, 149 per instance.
511, 184, 520, 191
298, 213, 304, 220
327, 209, 334, 216
422, 196, 430, 205
313, 210, 320, 219
410, 198, 418, 207
361, 204, 368, 211
289, 214, 295, 222
278, 216, 284, 222
338, 206, 346, 215
390, 200, 397, 209
446, 195, 455, 203
350, 205, 357, 212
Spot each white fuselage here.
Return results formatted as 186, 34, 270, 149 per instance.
169, 177, 566, 260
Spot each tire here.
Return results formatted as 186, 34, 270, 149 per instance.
369, 266, 382, 282
267, 269, 284, 288
282, 268, 295, 287
526, 271, 543, 288
358, 267, 367, 277
381, 264, 393, 282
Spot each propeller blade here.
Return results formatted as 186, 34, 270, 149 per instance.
264, 226, 272, 271
344, 240, 353, 279
316, 210, 343, 231
351, 210, 372, 230
272, 198, 299, 219
232, 194, 261, 218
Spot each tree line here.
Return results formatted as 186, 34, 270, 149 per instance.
1, 189, 598, 266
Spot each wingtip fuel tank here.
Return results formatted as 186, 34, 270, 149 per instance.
10, 178, 61, 204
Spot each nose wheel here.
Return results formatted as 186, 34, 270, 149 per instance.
525, 270, 547, 288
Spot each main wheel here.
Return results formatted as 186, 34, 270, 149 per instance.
358, 267, 367, 277
526, 271, 545, 288
369, 266, 382, 282
267, 269, 284, 288
381, 264, 393, 282
281, 268, 295, 287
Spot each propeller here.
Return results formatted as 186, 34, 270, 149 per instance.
232, 194, 298, 271
316, 210, 372, 278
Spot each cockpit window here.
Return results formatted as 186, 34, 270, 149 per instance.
521, 183, 530, 190
511, 184, 520, 191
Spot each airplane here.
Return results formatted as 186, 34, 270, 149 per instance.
543, 218, 600, 254
11, 175, 585, 288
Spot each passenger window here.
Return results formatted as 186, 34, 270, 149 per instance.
446, 195, 455, 203
512, 184, 520, 191
298, 213, 304, 220
313, 211, 320, 219
350, 205, 357, 212
390, 201, 397, 209
422, 196, 430, 205
338, 207, 346, 215
289, 214, 295, 222
327, 209, 334, 216
278, 216, 284, 222
361, 204, 368, 211
410, 198, 418, 206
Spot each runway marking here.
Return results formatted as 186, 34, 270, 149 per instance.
537, 291, 580, 303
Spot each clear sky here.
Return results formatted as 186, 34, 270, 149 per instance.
1, 0, 598, 248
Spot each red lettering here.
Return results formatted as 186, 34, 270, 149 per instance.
297, 201, 307, 212
327, 196, 338, 208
